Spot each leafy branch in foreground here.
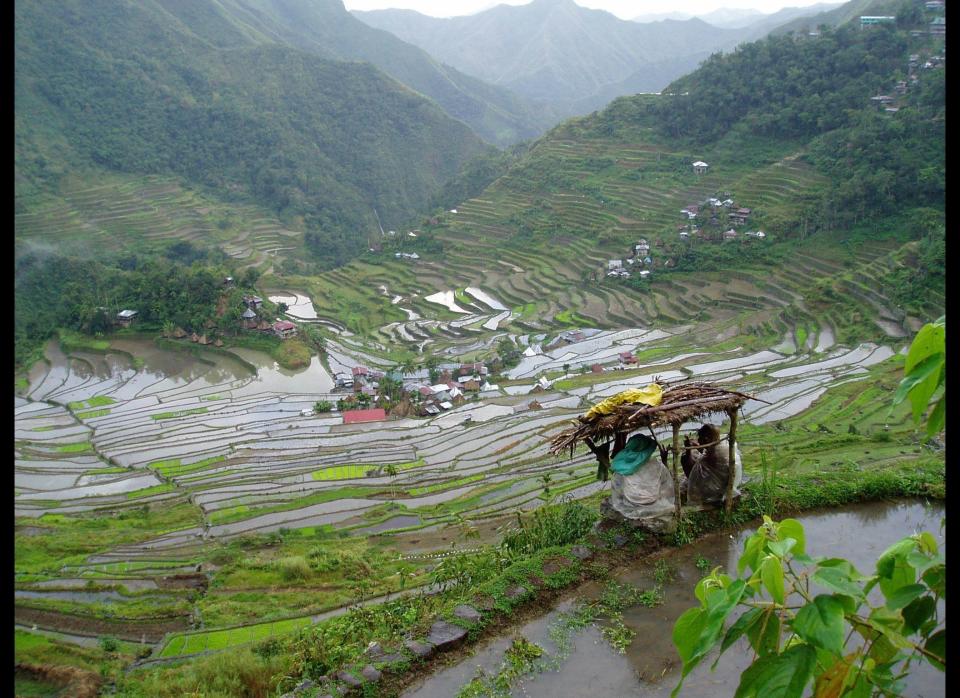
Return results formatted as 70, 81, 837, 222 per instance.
671, 516, 945, 697
890, 316, 944, 437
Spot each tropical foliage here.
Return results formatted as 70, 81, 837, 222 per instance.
672, 516, 945, 697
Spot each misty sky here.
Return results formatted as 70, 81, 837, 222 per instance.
342, 0, 831, 19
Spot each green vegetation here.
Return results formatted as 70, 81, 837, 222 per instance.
672, 516, 944, 697
67, 395, 116, 410
149, 455, 226, 478
55, 441, 92, 453
125, 483, 177, 499
151, 407, 208, 421
14, 502, 202, 573
76, 408, 110, 419
16, 0, 487, 271
408, 474, 483, 496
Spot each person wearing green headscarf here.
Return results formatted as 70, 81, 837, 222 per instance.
608, 433, 675, 519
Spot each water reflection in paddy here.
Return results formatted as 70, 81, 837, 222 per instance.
404, 499, 944, 698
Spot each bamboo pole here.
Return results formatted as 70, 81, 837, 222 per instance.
672, 422, 681, 522
725, 409, 739, 514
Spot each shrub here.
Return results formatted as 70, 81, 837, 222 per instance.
276, 556, 311, 583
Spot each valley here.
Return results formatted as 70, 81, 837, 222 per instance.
13, 1, 944, 696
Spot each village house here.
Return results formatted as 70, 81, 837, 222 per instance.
638, 270, 651, 279
242, 295, 263, 310
724, 229, 738, 240
728, 207, 751, 225
342, 408, 387, 425
619, 351, 638, 365
272, 320, 297, 340
241, 307, 258, 329
859, 15, 895, 27
930, 17, 946, 34
457, 362, 488, 378
692, 160, 709, 174
608, 259, 623, 270
223, 276, 234, 286
745, 230, 767, 239
116, 309, 139, 327
679, 230, 690, 239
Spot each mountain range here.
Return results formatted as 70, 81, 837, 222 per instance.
353, 0, 844, 116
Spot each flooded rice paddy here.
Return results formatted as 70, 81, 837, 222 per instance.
14, 316, 918, 657
404, 499, 945, 698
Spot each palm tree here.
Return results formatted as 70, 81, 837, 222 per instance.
383, 463, 399, 499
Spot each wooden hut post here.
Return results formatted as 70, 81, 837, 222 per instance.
672, 422, 681, 522
725, 408, 739, 513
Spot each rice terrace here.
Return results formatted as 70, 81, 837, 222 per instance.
14, 1, 944, 696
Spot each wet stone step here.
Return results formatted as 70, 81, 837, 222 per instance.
425, 620, 469, 650
452, 604, 482, 623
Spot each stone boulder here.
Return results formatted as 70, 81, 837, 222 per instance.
403, 639, 434, 658
452, 604, 482, 624
426, 620, 468, 650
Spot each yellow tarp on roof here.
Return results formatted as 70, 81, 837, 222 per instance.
585, 383, 663, 420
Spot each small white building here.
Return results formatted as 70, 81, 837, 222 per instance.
638, 270, 651, 279
692, 161, 709, 174
608, 259, 623, 270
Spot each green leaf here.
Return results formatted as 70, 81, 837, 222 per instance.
884, 583, 927, 611
907, 358, 943, 424
673, 607, 707, 663
916, 532, 939, 555
746, 607, 782, 657
811, 567, 866, 600
891, 353, 941, 407
792, 595, 845, 653
739, 532, 765, 575
904, 322, 945, 374
926, 394, 944, 436
901, 595, 936, 634
817, 557, 865, 580
761, 556, 785, 604
776, 519, 806, 556
921, 564, 945, 598
734, 644, 817, 698
714, 607, 763, 669
693, 580, 748, 659
767, 538, 796, 558
924, 629, 945, 670
875, 539, 917, 600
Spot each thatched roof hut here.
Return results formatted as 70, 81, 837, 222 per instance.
550, 381, 754, 455
550, 380, 761, 516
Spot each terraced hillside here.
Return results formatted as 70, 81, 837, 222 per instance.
14, 173, 305, 272
16, 304, 937, 667
276, 113, 927, 350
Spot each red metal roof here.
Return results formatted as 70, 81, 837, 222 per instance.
342, 408, 387, 424
273, 321, 296, 331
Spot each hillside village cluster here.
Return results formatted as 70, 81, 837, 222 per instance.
605, 169, 765, 280
870, 45, 945, 115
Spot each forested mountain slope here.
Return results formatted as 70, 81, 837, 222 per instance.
157, 0, 557, 146
15, 0, 491, 268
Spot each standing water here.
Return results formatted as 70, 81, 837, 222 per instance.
403, 499, 944, 698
